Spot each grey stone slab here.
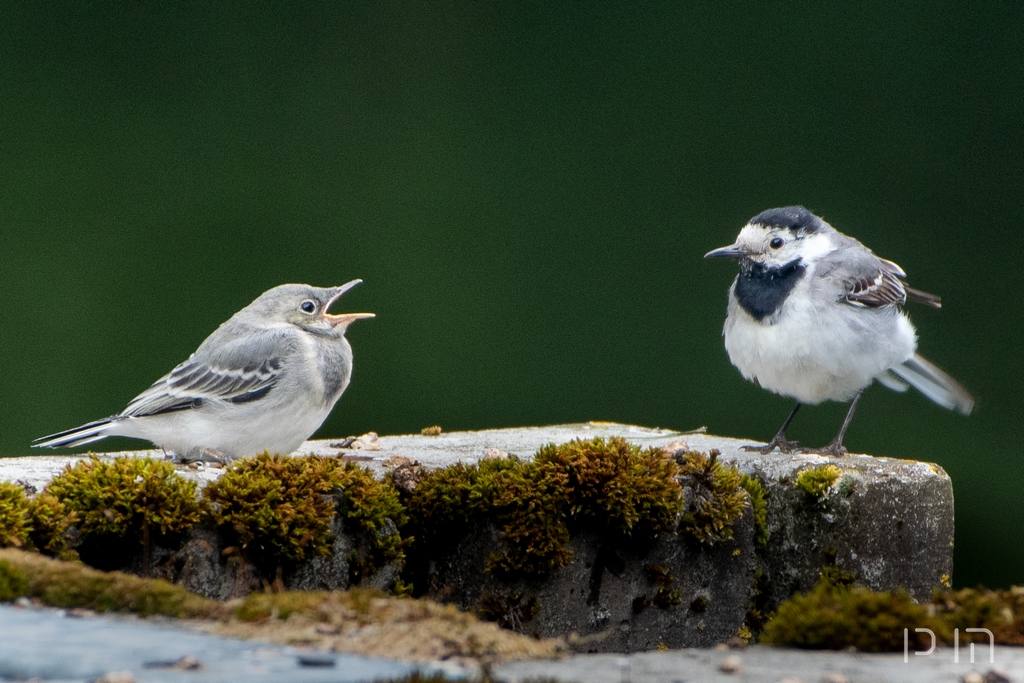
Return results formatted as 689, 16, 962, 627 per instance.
0, 423, 955, 651
0, 604, 419, 683
496, 645, 1023, 683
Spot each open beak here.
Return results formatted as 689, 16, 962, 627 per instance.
323, 279, 376, 327
704, 244, 750, 259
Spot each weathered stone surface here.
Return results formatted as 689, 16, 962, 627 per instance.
0, 423, 954, 650
422, 522, 757, 651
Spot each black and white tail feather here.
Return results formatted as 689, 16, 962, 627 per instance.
32, 417, 118, 450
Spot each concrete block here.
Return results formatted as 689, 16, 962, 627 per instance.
0, 423, 953, 651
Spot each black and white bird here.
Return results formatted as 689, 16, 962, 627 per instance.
705, 206, 973, 456
34, 281, 374, 461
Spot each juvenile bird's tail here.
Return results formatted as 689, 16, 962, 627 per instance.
887, 353, 975, 415
33, 418, 115, 449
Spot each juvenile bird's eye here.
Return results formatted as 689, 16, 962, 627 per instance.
300, 300, 316, 314
770, 237, 785, 249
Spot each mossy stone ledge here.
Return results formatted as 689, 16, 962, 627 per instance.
0, 422, 953, 652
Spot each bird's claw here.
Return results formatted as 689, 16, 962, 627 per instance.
799, 441, 848, 458
742, 437, 802, 455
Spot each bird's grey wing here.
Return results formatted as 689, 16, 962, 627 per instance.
815, 250, 908, 309
119, 326, 294, 418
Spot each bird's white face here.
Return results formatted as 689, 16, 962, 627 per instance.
707, 223, 835, 269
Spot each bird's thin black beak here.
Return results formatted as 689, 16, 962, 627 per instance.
704, 244, 749, 259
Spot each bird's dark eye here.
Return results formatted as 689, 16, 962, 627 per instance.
769, 237, 785, 249
300, 300, 316, 314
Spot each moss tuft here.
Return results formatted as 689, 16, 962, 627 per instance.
205, 454, 405, 580
795, 465, 842, 498
46, 457, 204, 544
761, 579, 935, 651
25, 493, 79, 560
0, 548, 217, 617
406, 437, 682, 577
677, 450, 746, 544
0, 482, 30, 549
234, 590, 336, 622
333, 463, 407, 581
761, 576, 1024, 651
0, 559, 29, 601
739, 473, 767, 548
204, 453, 342, 569
532, 437, 682, 536
931, 586, 1024, 646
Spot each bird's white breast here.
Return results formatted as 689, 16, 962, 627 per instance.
722, 273, 918, 405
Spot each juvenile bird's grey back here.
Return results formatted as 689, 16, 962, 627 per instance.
33, 281, 375, 461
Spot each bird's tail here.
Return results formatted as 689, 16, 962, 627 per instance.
888, 353, 975, 415
32, 418, 115, 449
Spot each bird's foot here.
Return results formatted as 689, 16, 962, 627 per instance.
173, 448, 228, 466
742, 436, 801, 455
799, 440, 848, 458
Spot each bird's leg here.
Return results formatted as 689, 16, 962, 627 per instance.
806, 390, 864, 458
742, 402, 802, 454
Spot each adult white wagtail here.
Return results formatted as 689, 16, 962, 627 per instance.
34, 282, 374, 461
705, 206, 973, 457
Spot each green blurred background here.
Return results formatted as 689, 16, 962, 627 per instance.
1, 3, 1020, 588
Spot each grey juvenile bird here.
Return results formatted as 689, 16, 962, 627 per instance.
705, 206, 973, 456
34, 281, 374, 461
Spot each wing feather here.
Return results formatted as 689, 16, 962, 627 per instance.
119, 326, 295, 419
817, 251, 940, 310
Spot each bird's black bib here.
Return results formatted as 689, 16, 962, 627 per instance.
734, 260, 805, 322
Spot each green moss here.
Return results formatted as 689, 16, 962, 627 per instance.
405, 437, 683, 577
0, 482, 30, 549
333, 464, 407, 581
532, 437, 682, 536
677, 450, 746, 544
26, 493, 79, 560
931, 586, 1024, 646
205, 453, 342, 570
205, 454, 405, 580
0, 559, 29, 601
0, 548, 217, 617
761, 578, 936, 651
743, 568, 772, 634
234, 590, 335, 622
795, 465, 842, 498
47, 457, 204, 543
739, 473, 768, 548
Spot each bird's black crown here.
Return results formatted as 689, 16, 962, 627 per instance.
749, 206, 821, 234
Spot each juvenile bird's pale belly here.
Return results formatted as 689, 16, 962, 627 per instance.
112, 395, 334, 459
723, 286, 917, 405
